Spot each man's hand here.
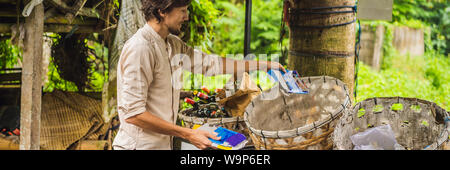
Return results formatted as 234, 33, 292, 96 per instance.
266, 61, 286, 73
184, 129, 221, 150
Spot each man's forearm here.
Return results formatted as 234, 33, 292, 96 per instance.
220, 57, 271, 74
125, 111, 192, 139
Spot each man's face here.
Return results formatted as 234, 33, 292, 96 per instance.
162, 6, 189, 35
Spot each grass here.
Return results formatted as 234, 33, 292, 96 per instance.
356, 52, 449, 110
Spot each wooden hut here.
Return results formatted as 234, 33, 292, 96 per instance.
0, 0, 118, 150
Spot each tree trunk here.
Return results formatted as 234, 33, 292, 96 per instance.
287, 0, 356, 101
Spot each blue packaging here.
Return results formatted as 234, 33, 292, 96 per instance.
267, 69, 308, 94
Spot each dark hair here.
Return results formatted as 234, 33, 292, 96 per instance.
141, 0, 192, 22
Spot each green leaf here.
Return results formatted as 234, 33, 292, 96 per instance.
421, 120, 429, 127
391, 103, 404, 111
357, 108, 366, 118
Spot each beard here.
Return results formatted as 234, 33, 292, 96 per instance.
168, 26, 181, 36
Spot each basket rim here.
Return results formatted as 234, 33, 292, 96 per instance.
177, 112, 244, 124
340, 96, 449, 150
243, 76, 352, 139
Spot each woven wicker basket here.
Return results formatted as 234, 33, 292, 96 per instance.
244, 76, 351, 150
178, 108, 252, 146
41, 90, 108, 150
0, 134, 19, 150
333, 97, 449, 150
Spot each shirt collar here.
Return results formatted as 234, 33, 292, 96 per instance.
142, 23, 167, 46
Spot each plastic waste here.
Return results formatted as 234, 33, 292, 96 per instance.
195, 123, 248, 150
350, 124, 406, 150
267, 69, 308, 94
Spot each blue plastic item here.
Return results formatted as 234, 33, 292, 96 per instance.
267, 69, 308, 94
208, 127, 246, 147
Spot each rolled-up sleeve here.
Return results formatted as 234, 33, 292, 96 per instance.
119, 44, 154, 120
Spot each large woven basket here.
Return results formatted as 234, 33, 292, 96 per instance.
244, 76, 351, 150
333, 97, 449, 150
178, 108, 252, 146
41, 90, 108, 150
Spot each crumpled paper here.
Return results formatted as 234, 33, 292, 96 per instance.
218, 72, 261, 117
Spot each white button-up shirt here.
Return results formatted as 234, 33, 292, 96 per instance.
113, 24, 222, 150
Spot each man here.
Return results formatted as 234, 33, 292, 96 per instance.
112, 0, 285, 150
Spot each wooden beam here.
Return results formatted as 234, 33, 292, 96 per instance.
0, 16, 99, 26
20, 1, 44, 150
0, 72, 21, 82
0, 7, 99, 26
0, 23, 11, 33
0, 0, 16, 4
0, 23, 102, 34
45, 16, 99, 25
47, 0, 99, 18
44, 24, 101, 33
0, 7, 17, 17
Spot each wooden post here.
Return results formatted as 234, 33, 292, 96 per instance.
360, 24, 385, 71
20, 1, 44, 150
393, 26, 424, 57
288, 0, 356, 101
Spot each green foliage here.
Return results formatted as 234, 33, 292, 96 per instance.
210, 0, 244, 56
356, 52, 449, 110
421, 120, 429, 126
357, 108, 366, 118
85, 38, 109, 92
44, 59, 79, 92
392, 0, 449, 54
358, 0, 449, 109
0, 39, 21, 69
182, 0, 284, 91
391, 103, 404, 111
184, 0, 220, 52
423, 53, 450, 100
211, 0, 286, 58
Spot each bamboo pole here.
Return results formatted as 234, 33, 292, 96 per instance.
20, 1, 44, 150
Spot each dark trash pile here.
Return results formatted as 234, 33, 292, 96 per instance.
0, 106, 20, 137
182, 86, 231, 118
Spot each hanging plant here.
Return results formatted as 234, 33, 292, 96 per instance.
51, 33, 91, 92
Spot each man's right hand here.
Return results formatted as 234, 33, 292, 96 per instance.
184, 129, 221, 150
